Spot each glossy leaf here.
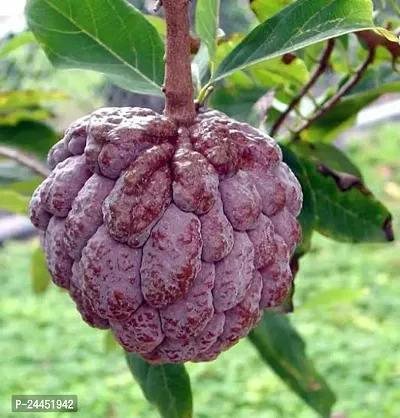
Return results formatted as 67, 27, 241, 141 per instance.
213, 0, 374, 82
281, 145, 316, 255
195, 0, 220, 62
374, 27, 400, 43
0, 190, 30, 214
216, 35, 309, 89
291, 142, 363, 179
0, 32, 36, 59
26, 0, 165, 96
301, 158, 394, 243
31, 243, 52, 294
248, 314, 336, 418
126, 353, 193, 418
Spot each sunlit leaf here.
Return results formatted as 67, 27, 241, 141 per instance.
26, 0, 165, 96
250, 0, 294, 22
213, 0, 374, 82
145, 15, 166, 37
195, 0, 220, 62
216, 35, 309, 88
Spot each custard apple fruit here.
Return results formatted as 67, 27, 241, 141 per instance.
29, 107, 302, 363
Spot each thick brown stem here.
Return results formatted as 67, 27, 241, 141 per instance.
0, 146, 49, 177
294, 48, 375, 136
163, 0, 196, 126
270, 39, 335, 137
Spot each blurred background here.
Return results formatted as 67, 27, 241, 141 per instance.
0, 0, 399, 417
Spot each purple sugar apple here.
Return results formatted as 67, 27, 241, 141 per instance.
29, 106, 302, 363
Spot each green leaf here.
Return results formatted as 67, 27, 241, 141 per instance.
291, 142, 363, 179
31, 242, 52, 294
0, 190, 30, 214
248, 314, 336, 418
350, 63, 400, 96
0, 90, 68, 110
300, 42, 325, 71
0, 121, 58, 156
0, 32, 36, 59
301, 158, 394, 243
281, 145, 316, 255
192, 43, 210, 92
250, 56, 309, 88
213, 0, 374, 82
126, 353, 192, 418
145, 15, 166, 37
195, 0, 220, 63
374, 27, 400, 43
250, 0, 294, 22
299, 287, 367, 310
26, 0, 165, 96
306, 64, 400, 142
216, 35, 310, 89
210, 85, 266, 122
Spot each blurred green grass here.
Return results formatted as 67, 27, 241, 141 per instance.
1, 123, 399, 418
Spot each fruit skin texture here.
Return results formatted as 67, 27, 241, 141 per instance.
29, 106, 302, 363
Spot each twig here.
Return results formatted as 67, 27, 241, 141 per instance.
0, 146, 49, 177
163, 0, 196, 126
293, 48, 375, 136
196, 84, 214, 108
270, 39, 335, 137
356, 30, 400, 60
153, 0, 163, 12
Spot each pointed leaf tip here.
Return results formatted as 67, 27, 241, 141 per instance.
125, 353, 193, 418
